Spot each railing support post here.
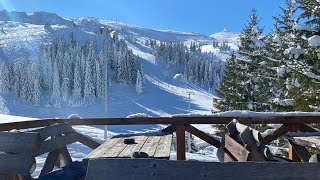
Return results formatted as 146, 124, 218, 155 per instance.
176, 125, 186, 160
289, 143, 301, 162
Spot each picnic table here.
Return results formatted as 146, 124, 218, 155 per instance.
85, 133, 173, 161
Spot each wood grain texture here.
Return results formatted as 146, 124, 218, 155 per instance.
0, 132, 41, 154
239, 128, 265, 161
176, 125, 186, 160
29, 123, 73, 140
224, 134, 251, 162
0, 153, 34, 175
118, 136, 148, 158
2, 116, 320, 131
86, 159, 320, 180
154, 135, 173, 158
85, 138, 121, 160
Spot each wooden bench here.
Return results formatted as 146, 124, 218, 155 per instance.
85, 159, 320, 180
84, 133, 173, 162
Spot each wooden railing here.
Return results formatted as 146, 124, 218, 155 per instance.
0, 115, 320, 162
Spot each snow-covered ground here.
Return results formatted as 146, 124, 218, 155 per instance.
0, 10, 232, 177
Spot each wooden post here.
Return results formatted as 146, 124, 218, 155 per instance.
176, 125, 186, 160
289, 144, 301, 162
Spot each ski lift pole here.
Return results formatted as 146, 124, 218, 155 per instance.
186, 92, 194, 153
104, 56, 108, 140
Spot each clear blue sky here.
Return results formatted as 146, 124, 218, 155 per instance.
0, 0, 285, 35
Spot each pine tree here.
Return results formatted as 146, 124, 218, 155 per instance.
52, 61, 61, 98
135, 69, 145, 94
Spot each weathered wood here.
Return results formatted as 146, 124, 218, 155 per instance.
309, 154, 320, 162
118, 136, 148, 158
294, 136, 320, 149
101, 138, 128, 158
224, 134, 251, 162
2, 116, 320, 131
226, 120, 242, 144
59, 146, 73, 165
239, 127, 265, 161
0, 173, 16, 180
176, 125, 186, 160
86, 159, 320, 180
288, 139, 310, 162
0, 153, 34, 175
257, 144, 273, 160
154, 134, 173, 158
185, 125, 222, 148
35, 133, 77, 156
39, 149, 60, 177
289, 143, 301, 162
263, 123, 292, 144
299, 124, 319, 133
0, 132, 41, 153
236, 123, 265, 143
30, 123, 73, 140
85, 138, 121, 160
140, 136, 161, 157
73, 130, 101, 149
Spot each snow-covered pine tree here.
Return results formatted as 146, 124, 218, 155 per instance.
0, 63, 11, 92
267, 0, 297, 111
84, 52, 95, 99
52, 61, 61, 98
213, 53, 247, 111
30, 63, 41, 105
135, 67, 145, 94
73, 51, 82, 97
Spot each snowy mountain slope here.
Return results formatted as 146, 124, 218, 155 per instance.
210, 29, 241, 50
0, 11, 223, 176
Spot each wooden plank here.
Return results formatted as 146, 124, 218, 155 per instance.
224, 134, 251, 162
185, 125, 222, 148
101, 138, 128, 158
0, 132, 41, 154
140, 136, 161, 157
263, 123, 292, 144
288, 139, 310, 162
73, 130, 101, 149
236, 122, 265, 143
294, 136, 320, 149
86, 159, 320, 180
154, 134, 173, 158
85, 138, 121, 160
118, 136, 148, 158
2, 116, 320, 131
39, 149, 61, 177
239, 127, 265, 161
29, 123, 73, 140
176, 125, 186, 160
59, 146, 73, 165
35, 133, 77, 156
0, 153, 34, 175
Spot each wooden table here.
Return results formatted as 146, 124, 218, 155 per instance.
85, 133, 173, 161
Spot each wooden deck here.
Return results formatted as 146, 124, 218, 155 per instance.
85, 133, 173, 160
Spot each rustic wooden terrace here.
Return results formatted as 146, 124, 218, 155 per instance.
0, 114, 320, 179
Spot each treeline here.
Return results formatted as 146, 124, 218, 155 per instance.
214, 0, 320, 112
155, 41, 224, 88
0, 31, 145, 105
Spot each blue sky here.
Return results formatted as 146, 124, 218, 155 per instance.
0, 0, 285, 35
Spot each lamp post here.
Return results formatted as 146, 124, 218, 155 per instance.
104, 55, 108, 140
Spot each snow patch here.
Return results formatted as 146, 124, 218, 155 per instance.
292, 23, 313, 31
126, 113, 152, 118
308, 35, 320, 47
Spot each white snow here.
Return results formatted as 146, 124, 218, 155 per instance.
126, 113, 152, 118
0, 95, 10, 115
308, 35, 320, 47
284, 47, 304, 59
292, 23, 313, 31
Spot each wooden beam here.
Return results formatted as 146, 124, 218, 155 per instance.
176, 125, 186, 160
289, 143, 301, 162
161, 125, 176, 133
239, 127, 265, 161
0, 132, 42, 154
288, 139, 310, 162
39, 149, 60, 177
224, 134, 251, 162
59, 146, 73, 165
35, 133, 77, 156
185, 125, 222, 148
0, 154, 34, 175
86, 159, 320, 180
73, 130, 101, 149
29, 123, 73, 140
263, 123, 292, 144
1, 116, 320, 131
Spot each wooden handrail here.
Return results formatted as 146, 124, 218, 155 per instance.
0, 116, 320, 131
